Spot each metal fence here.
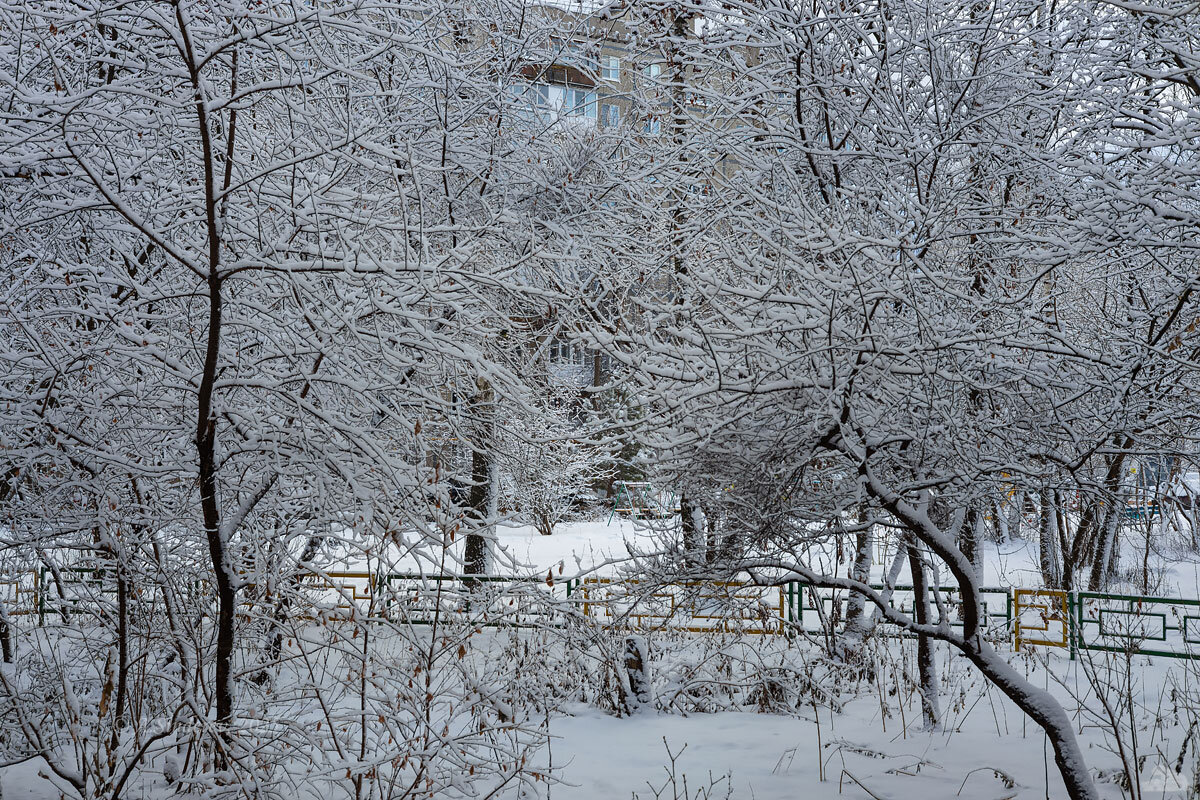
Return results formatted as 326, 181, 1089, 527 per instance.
11, 566, 1200, 659
29, 567, 567, 627
784, 582, 1014, 639
1072, 591, 1200, 660
566, 577, 786, 634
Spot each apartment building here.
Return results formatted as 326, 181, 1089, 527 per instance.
507, 4, 717, 389
512, 3, 692, 137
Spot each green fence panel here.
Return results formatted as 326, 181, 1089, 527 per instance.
1073, 590, 1200, 660
782, 583, 1012, 641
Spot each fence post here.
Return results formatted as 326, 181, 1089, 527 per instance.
1068, 591, 1077, 661
1006, 589, 1013, 650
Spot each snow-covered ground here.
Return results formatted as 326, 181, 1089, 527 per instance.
492, 517, 652, 576
551, 702, 1069, 799
3, 644, 1194, 800
549, 654, 1195, 800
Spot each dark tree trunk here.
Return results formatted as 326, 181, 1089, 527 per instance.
679, 492, 704, 564
463, 446, 492, 575
114, 563, 129, 728
960, 505, 982, 581
464, 378, 494, 579
177, 0, 237, 729
864, 476, 1097, 799
958, 644, 1098, 800
0, 601, 12, 663
705, 511, 720, 564
196, 275, 235, 727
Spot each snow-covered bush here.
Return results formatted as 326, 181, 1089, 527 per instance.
501, 390, 609, 536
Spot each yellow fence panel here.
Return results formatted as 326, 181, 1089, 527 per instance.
1014, 588, 1069, 651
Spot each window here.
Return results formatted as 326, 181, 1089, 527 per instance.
576, 49, 599, 73
601, 56, 620, 81
643, 116, 661, 135
567, 88, 597, 119
509, 83, 551, 121
600, 103, 620, 128
554, 39, 597, 73
511, 83, 549, 108
644, 63, 662, 79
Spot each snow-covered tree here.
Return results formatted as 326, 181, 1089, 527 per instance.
583, 1, 1200, 797
0, 0, 611, 791
502, 384, 609, 537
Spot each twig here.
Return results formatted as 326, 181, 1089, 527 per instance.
838, 769, 890, 800
957, 766, 1018, 796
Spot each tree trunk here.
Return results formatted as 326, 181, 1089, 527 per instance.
1007, 489, 1026, 541
114, 563, 129, 729
679, 492, 704, 564
1087, 501, 1120, 591
464, 377, 495, 578
1039, 489, 1062, 588
178, 0, 236, 729
196, 275, 235, 728
906, 542, 940, 731
622, 635, 651, 714
257, 533, 324, 684
852, 545, 907, 643
864, 475, 1099, 799
838, 508, 874, 660
704, 504, 721, 563
0, 600, 12, 664
993, 497, 1009, 542
959, 642, 1099, 800
960, 505, 983, 582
